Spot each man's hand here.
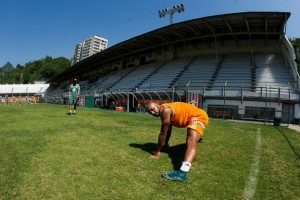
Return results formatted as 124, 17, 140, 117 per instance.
150, 151, 160, 159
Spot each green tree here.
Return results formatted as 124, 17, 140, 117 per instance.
289, 38, 300, 72
0, 56, 71, 84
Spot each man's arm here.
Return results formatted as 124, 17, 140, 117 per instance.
77, 85, 80, 98
68, 86, 71, 99
152, 107, 172, 158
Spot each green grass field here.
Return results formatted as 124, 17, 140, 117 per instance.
0, 104, 299, 200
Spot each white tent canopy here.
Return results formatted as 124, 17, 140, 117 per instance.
0, 84, 50, 96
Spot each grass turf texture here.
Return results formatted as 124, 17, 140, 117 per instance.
0, 104, 299, 199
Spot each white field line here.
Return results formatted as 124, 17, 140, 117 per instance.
243, 128, 262, 200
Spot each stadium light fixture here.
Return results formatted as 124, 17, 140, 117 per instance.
158, 3, 185, 25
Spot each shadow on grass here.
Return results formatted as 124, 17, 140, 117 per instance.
276, 127, 300, 160
129, 142, 186, 170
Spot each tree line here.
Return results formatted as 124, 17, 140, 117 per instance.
289, 38, 300, 72
0, 56, 71, 84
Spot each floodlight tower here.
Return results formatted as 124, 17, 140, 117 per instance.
158, 4, 185, 25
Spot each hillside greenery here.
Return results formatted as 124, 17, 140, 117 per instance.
289, 37, 300, 72
0, 56, 71, 84
1, 62, 14, 73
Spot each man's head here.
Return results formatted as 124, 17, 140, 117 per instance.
73, 78, 77, 85
146, 102, 160, 117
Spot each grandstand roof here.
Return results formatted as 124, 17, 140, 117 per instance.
50, 11, 290, 83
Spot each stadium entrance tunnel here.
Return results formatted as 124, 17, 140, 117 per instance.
98, 91, 182, 112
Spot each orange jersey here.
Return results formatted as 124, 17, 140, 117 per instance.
160, 102, 209, 135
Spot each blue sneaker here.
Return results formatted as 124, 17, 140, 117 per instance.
161, 170, 187, 182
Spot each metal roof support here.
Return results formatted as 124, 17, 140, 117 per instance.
184, 39, 186, 65
128, 92, 138, 101
215, 35, 218, 61
116, 92, 126, 99
156, 34, 170, 42
134, 92, 145, 100
144, 92, 153, 100
153, 91, 161, 100
112, 92, 126, 99
104, 93, 113, 107
202, 21, 216, 35
162, 91, 171, 100
172, 86, 175, 102
110, 93, 120, 100
124, 92, 139, 112
224, 19, 238, 43
171, 28, 185, 39
244, 17, 252, 44
105, 93, 115, 100
187, 25, 200, 37
265, 17, 268, 42
127, 93, 129, 112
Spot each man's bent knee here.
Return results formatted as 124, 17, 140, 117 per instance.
187, 128, 202, 145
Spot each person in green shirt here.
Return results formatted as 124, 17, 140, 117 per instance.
68, 78, 80, 115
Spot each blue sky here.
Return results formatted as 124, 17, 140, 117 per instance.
0, 0, 299, 67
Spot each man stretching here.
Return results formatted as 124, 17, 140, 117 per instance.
146, 101, 209, 182
68, 78, 80, 115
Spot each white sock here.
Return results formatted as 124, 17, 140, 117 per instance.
70, 110, 72, 113
73, 110, 76, 113
180, 161, 192, 172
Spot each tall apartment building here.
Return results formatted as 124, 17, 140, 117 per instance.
72, 35, 108, 65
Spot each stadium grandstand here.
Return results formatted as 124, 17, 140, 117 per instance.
45, 12, 300, 124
